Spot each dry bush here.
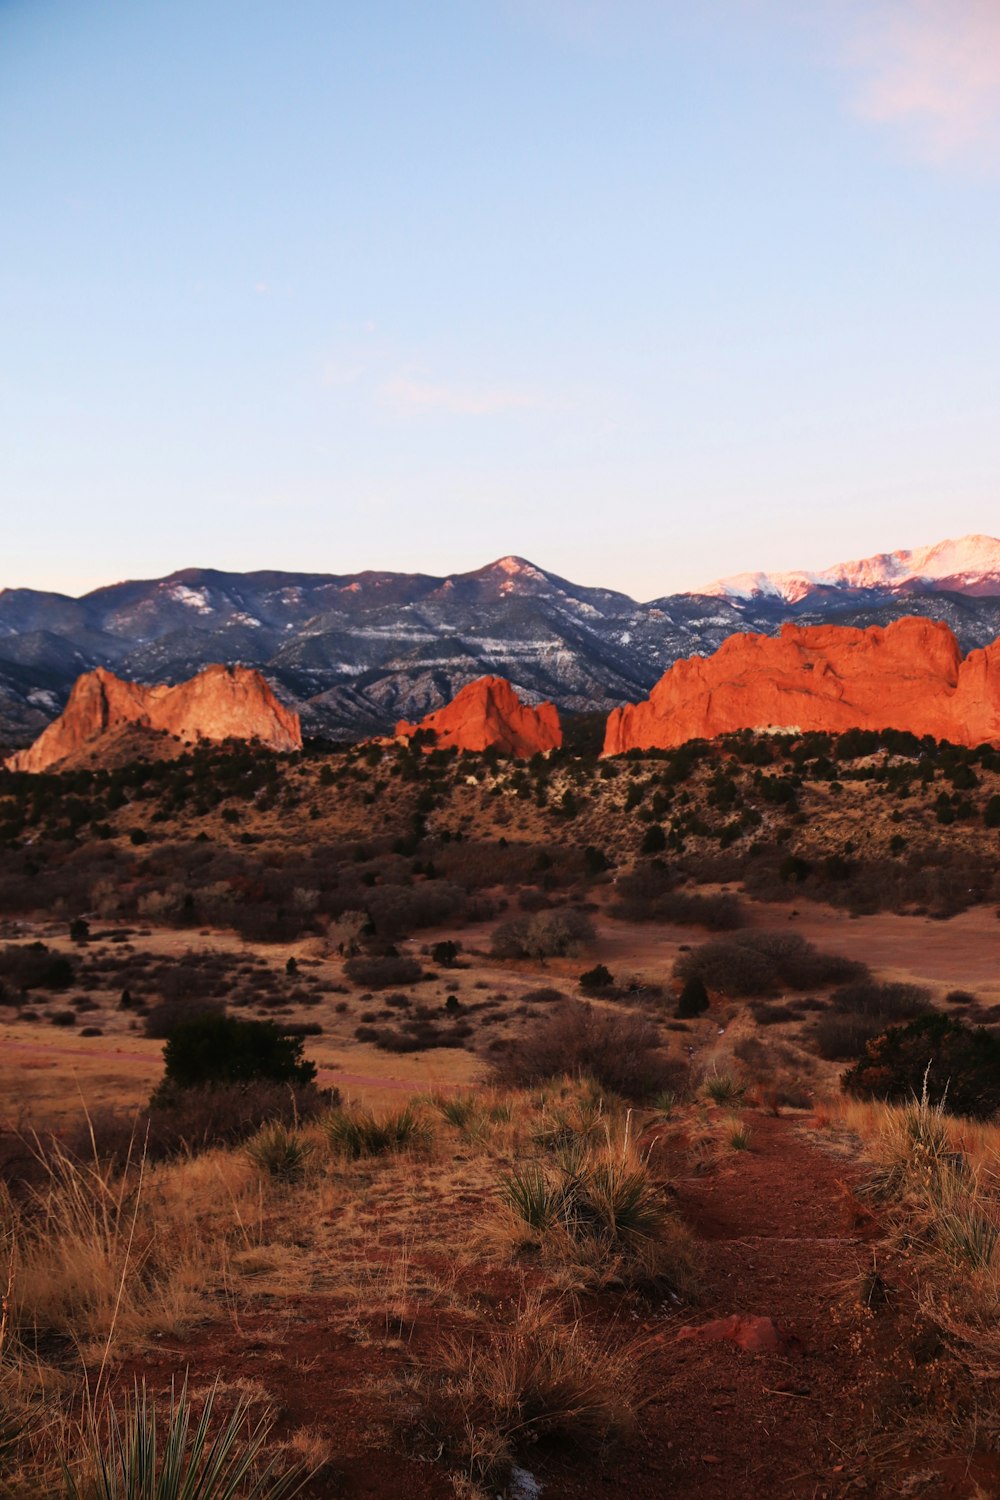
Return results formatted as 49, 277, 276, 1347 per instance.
6, 1136, 260, 1362
344, 955, 422, 990
492, 1003, 686, 1102
813, 981, 932, 1062
673, 931, 867, 998
409, 1294, 641, 1485
49, 1084, 335, 1173
831, 1092, 1000, 1382
610, 867, 744, 930
499, 1115, 697, 1296
490, 910, 595, 960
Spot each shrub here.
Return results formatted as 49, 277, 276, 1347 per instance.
323, 1105, 428, 1158
492, 1003, 686, 1102
639, 824, 666, 855
579, 964, 614, 994
491, 909, 596, 960
160, 1015, 317, 1090
246, 1122, 314, 1181
842, 1014, 1000, 1118
0, 943, 74, 992
813, 982, 932, 1061
344, 955, 422, 989
412, 1296, 638, 1486
674, 932, 867, 998
54, 1082, 334, 1168
702, 1071, 746, 1106
144, 994, 226, 1040
676, 977, 709, 1019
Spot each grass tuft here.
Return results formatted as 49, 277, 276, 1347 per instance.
322, 1105, 428, 1160
246, 1124, 314, 1182
64, 1372, 310, 1499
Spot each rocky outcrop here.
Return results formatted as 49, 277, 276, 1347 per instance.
603, 617, 1000, 754
394, 676, 561, 756
5, 665, 302, 772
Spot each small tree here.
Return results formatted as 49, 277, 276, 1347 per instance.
640, 824, 666, 856
161, 1015, 317, 1091
579, 964, 614, 994
676, 977, 710, 1019
842, 1013, 1000, 1119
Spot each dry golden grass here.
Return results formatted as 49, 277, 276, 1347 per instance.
0, 1076, 694, 1493
813, 1091, 1000, 1388
407, 1290, 643, 1486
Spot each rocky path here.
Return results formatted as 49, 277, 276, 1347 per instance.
543, 1111, 995, 1499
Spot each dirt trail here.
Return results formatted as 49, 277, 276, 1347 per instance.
542, 1112, 993, 1500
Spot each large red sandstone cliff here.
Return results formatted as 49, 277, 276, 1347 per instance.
395, 676, 561, 756
5, 664, 302, 773
603, 617, 1000, 754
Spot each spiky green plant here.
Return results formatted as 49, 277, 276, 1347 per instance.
935, 1204, 999, 1269
702, 1072, 746, 1107
246, 1124, 313, 1183
500, 1166, 566, 1233
435, 1095, 479, 1130
569, 1162, 664, 1242
323, 1105, 427, 1160
64, 1374, 309, 1500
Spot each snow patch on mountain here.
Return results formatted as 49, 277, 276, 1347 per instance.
168, 585, 215, 614
700, 534, 1000, 603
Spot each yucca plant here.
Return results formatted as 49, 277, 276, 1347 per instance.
500, 1165, 566, 1233
246, 1124, 313, 1183
435, 1095, 479, 1130
64, 1374, 309, 1500
702, 1071, 746, 1107
935, 1203, 999, 1269
568, 1162, 664, 1243
323, 1105, 427, 1160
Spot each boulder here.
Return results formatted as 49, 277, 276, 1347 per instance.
395, 676, 561, 757
5, 664, 302, 772
604, 617, 1000, 754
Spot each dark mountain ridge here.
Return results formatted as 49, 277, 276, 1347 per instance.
4, 543, 1000, 748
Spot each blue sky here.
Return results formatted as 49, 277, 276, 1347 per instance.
3, 0, 1000, 600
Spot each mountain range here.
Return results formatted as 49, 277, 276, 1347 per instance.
4, 534, 1000, 748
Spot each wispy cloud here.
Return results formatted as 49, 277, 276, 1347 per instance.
380, 375, 560, 417
317, 326, 568, 418
844, 1, 1000, 167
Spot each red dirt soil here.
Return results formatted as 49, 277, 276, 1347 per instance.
113, 1114, 998, 1499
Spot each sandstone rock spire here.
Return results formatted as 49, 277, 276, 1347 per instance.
5, 664, 302, 772
395, 676, 561, 756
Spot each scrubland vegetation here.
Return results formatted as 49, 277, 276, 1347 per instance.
4, 724, 1000, 1492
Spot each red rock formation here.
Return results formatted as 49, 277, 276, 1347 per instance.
5, 664, 302, 772
395, 676, 561, 757
603, 617, 1000, 754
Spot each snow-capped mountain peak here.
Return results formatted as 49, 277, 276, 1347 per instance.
699, 534, 1000, 604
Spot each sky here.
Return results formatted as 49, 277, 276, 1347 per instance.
2, 0, 1000, 602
